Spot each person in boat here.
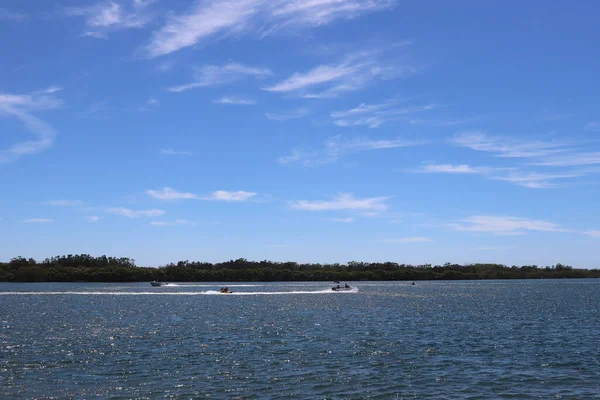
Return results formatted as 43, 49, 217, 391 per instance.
344, 284, 350, 288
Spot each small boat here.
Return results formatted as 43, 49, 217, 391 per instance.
332, 284, 352, 291
219, 287, 233, 294
150, 281, 168, 287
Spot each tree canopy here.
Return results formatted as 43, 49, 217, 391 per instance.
1, 254, 598, 282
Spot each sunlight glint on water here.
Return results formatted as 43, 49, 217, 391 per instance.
1, 280, 599, 398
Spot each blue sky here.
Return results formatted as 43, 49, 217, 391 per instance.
1, 0, 599, 267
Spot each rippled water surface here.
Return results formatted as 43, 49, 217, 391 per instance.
1, 280, 599, 399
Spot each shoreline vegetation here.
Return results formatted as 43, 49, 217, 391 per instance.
1, 255, 599, 282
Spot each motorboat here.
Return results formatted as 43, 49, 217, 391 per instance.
219, 287, 233, 294
150, 281, 168, 286
332, 284, 352, 291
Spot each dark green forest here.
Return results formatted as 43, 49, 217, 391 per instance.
1, 254, 599, 282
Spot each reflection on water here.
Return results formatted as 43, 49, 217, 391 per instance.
1, 280, 599, 398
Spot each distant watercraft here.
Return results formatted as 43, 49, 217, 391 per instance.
219, 287, 233, 294
332, 283, 352, 292
150, 281, 168, 287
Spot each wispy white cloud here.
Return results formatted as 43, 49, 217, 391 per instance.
279, 134, 421, 166
146, 0, 396, 58
332, 100, 437, 128
47, 200, 84, 207
289, 193, 389, 212
213, 96, 256, 105
150, 221, 169, 226
169, 63, 272, 92
585, 230, 600, 237
0, 91, 62, 164
264, 48, 414, 98
35, 86, 64, 95
146, 187, 198, 200
133, 0, 156, 8
146, 0, 259, 57
449, 215, 567, 235
107, 207, 165, 218
492, 171, 583, 188
65, 0, 154, 38
408, 116, 486, 127
532, 152, 600, 167
332, 217, 354, 223
449, 132, 600, 181
86, 216, 100, 222
0, 93, 62, 111
452, 132, 567, 158
138, 97, 159, 112
265, 63, 359, 93
383, 237, 432, 243
417, 164, 492, 174
146, 187, 258, 202
0, 8, 26, 21
268, 0, 396, 28
330, 99, 398, 119
202, 190, 257, 201
160, 148, 192, 156
22, 218, 55, 223
265, 108, 308, 121
414, 163, 594, 189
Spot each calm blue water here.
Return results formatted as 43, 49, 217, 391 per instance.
1, 280, 599, 399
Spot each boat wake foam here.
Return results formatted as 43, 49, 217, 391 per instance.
168, 284, 264, 287
0, 287, 358, 296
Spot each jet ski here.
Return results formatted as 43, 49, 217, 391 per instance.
332, 284, 352, 291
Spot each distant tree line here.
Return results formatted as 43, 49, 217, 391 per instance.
1, 254, 599, 282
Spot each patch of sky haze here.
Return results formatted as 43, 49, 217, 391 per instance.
160, 148, 192, 156
65, 0, 155, 38
265, 108, 309, 121
331, 99, 437, 128
279, 134, 422, 166
213, 96, 256, 105
448, 215, 568, 236
169, 63, 272, 92
0, 8, 26, 21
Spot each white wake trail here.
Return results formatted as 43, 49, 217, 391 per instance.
0, 287, 358, 296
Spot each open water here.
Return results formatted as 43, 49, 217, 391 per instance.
1, 280, 599, 399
